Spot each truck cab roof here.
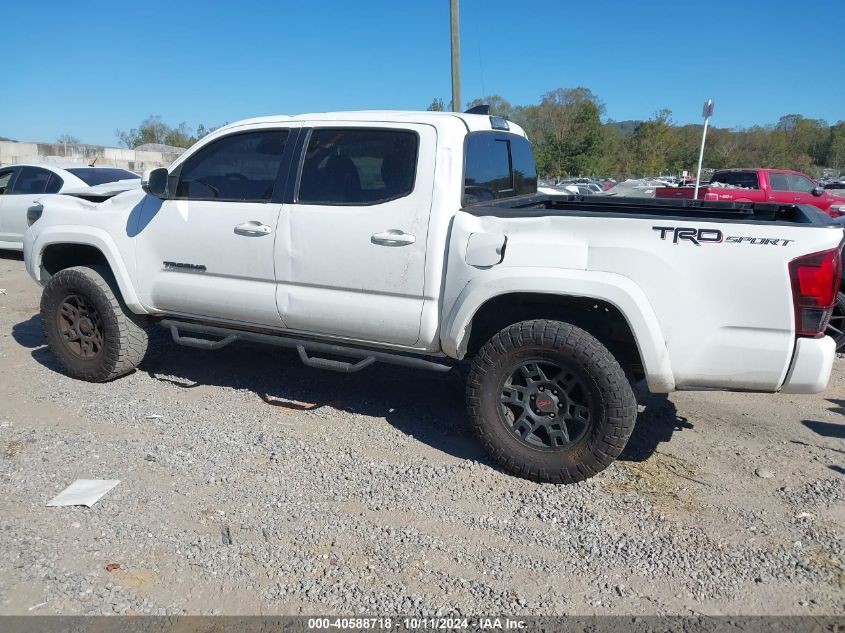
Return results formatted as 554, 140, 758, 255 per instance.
215, 110, 527, 136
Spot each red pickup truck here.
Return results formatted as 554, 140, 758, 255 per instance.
656, 168, 845, 217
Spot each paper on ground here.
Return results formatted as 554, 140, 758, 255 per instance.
46, 479, 120, 507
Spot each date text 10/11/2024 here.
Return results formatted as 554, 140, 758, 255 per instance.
306, 618, 527, 630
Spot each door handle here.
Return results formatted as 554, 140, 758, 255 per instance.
371, 229, 415, 246
234, 221, 272, 236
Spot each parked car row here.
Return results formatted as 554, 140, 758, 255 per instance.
537, 177, 614, 197
0, 163, 139, 250
821, 179, 845, 191
655, 168, 845, 217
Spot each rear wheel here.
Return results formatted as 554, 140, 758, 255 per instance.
466, 319, 637, 484
826, 291, 845, 352
41, 266, 149, 382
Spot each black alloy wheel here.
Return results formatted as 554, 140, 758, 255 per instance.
499, 359, 593, 450
466, 319, 638, 484
56, 294, 104, 359
41, 265, 150, 382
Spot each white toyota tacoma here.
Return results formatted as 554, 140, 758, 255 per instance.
21, 109, 844, 483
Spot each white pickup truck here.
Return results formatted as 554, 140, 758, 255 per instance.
21, 110, 843, 484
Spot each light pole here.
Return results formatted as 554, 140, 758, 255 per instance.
450, 0, 461, 112
693, 99, 715, 200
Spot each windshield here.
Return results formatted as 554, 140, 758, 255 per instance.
65, 168, 140, 187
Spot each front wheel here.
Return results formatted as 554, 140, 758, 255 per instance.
41, 265, 149, 382
826, 291, 845, 352
466, 319, 637, 484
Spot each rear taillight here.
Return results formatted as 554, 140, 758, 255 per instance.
789, 247, 841, 337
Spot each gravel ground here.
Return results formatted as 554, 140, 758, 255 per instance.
0, 251, 843, 616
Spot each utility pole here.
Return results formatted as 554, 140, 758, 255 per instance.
694, 99, 715, 200
450, 0, 461, 112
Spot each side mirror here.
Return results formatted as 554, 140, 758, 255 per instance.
812, 186, 825, 197
142, 167, 169, 198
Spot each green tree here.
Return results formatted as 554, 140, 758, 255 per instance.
194, 123, 223, 140
631, 109, 677, 176
465, 95, 514, 119
164, 122, 193, 148
826, 122, 845, 169
115, 116, 223, 149
426, 98, 446, 112
116, 115, 171, 148
518, 87, 605, 177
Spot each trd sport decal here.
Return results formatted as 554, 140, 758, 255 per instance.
653, 226, 794, 247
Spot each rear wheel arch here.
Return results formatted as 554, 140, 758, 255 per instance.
463, 292, 646, 382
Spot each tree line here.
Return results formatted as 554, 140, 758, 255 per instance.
114, 116, 222, 150
429, 89, 845, 179
107, 90, 845, 180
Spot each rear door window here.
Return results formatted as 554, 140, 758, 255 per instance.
10, 167, 53, 194
175, 130, 289, 202
297, 129, 419, 205
464, 133, 537, 204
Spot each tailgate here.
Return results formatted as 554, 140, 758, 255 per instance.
655, 187, 696, 200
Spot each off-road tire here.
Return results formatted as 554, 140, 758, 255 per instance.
41, 265, 149, 382
826, 291, 845, 352
466, 319, 637, 484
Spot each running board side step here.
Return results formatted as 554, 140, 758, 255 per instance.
160, 319, 453, 374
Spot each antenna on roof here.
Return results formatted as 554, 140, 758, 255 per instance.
464, 104, 490, 115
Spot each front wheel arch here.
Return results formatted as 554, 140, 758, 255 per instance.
34, 231, 148, 314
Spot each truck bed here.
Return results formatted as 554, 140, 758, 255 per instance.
443, 193, 843, 393
463, 193, 833, 225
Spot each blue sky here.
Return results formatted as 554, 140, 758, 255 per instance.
2, 0, 842, 146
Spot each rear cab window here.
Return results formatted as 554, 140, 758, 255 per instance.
710, 171, 759, 189
463, 132, 537, 205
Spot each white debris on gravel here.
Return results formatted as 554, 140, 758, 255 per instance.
46, 479, 120, 508
755, 467, 776, 479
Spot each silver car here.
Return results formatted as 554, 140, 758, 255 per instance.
0, 164, 139, 250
